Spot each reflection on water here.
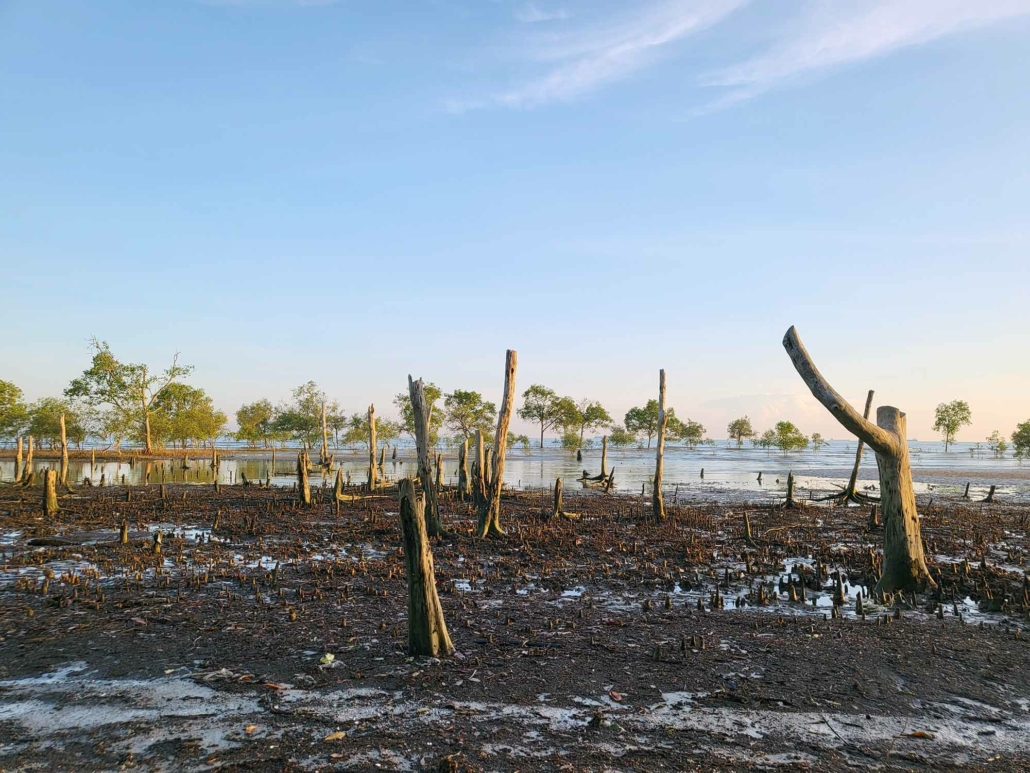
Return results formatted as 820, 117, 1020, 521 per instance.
1, 440, 1027, 502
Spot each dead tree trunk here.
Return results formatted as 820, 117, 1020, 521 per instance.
15, 436, 23, 481
457, 438, 470, 500
601, 435, 608, 476
435, 453, 443, 495
297, 450, 311, 506
59, 415, 70, 490
783, 470, 800, 509
397, 479, 454, 657
652, 369, 668, 520
321, 401, 331, 468
408, 376, 447, 537
477, 349, 517, 538
782, 326, 934, 593
43, 469, 59, 517
367, 404, 378, 490
472, 430, 487, 511
817, 389, 878, 505
24, 436, 34, 480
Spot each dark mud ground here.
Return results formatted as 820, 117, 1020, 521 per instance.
2, 478, 1029, 772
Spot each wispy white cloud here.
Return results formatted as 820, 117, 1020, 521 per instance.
702, 0, 1030, 103
514, 3, 570, 24
489, 0, 745, 109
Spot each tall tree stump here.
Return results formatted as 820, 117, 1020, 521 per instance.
477, 350, 517, 537
59, 415, 70, 489
783, 326, 934, 593
15, 435, 23, 481
397, 479, 453, 657
367, 404, 378, 490
457, 439, 471, 500
43, 469, 59, 517
297, 451, 311, 506
652, 370, 668, 519
472, 430, 487, 510
408, 376, 447, 537
601, 435, 608, 476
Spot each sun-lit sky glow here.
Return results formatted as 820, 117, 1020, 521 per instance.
1, 0, 1028, 442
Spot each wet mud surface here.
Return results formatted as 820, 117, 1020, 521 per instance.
1, 481, 1029, 771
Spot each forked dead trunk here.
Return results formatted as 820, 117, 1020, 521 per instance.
782, 326, 933, 594
477, 350, 517, 537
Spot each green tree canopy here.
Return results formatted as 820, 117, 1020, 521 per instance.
1012, 420, 1030, 462
608, 424, 637, 448
625, 400, 677, 448
273, 382, 339, 448
235, 399, 276, 447
810, 432, 827, 451
774, 421, 809, 453
394, 381, 444, 446
27, 398, 86, 448
933, 400, 972, 452
727, 416, 755, 448
567, 398, 612, 448
669, 417, 705, 449
65, 338, 193, 453
517, 385, 576, 448
151, 384, 227, 448
444, 389, 496, 442
0, 379, 29, 441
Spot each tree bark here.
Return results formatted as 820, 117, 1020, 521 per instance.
435, 453, 443, 495
367, 404, 378, 490
16, 436, 23, 482
408, 377, 447, 537
60, 414, 70, 489
43, 469, 59, 517
601, 435, 608, 476
457, 438, 470, 500
472, 430, 487, 511
144, 411, 153, 455
25, 436, 34, 480
397, 479, 454, 657
477, 350, 517, 537
782, 326, 934, 593
297, 450, 311, 506
652, 369, 667, 520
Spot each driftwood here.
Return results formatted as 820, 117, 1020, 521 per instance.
782, 325, 934, 593
397, 479, 453, 657
652, 369, 668, 519
477, 350, 517, 538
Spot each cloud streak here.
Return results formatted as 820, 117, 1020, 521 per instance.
492, 0, 745, 109
514, 3, 570, 24
702, 0, 1030, 102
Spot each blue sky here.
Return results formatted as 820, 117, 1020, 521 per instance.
2, 0, 1028, 442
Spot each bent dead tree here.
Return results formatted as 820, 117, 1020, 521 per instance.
652, 369, 668, 520
477, 349, 517, 538
408, 376, 447, 537
397, 479, 453, 657
782, 326, 934, 593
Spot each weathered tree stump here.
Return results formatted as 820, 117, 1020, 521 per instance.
408, 376, 448, 537
477, 350, 517, 538
15, 436, 23, 482
367, 404, 378, 490
782, 326, 934, 593
984, 485, 997, 503
652, 369, 668, 520
43, 469, 59, 517
601, 435, 608, 476
59, 415, 70, 490
397, 479, 453, 657
552, 477, 578, 519
298, 450, 311, 506
783, 471, 801, 509
457, 439, 471, 500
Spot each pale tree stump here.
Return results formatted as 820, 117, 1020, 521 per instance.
60, 415, 70, 490
652, 369, 668, 520
601, 435, 608, 476
43, 469, 59, 517
477, 350, 517, 538
783, 326, 934, 593
15, 436, 23, 481
398, 479, 453, 657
